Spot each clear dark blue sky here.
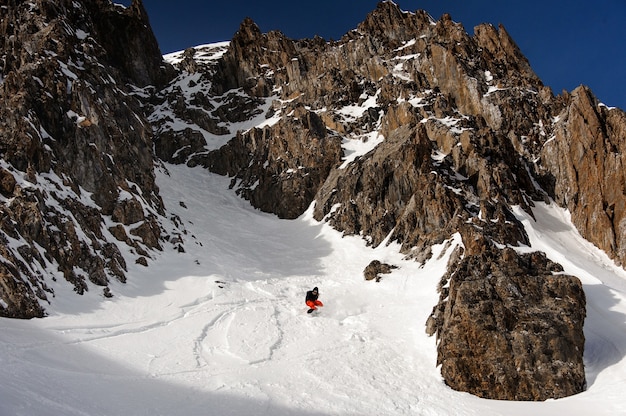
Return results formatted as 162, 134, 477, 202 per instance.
122, 1, 625, 110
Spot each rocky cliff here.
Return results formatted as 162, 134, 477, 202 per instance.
0, 0, 175, 317
2, 0, 625, 402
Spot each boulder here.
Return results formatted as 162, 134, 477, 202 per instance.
427, 241, 586, 400
363, 260, 397, 282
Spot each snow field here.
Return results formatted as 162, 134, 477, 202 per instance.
1, 163, 626, 415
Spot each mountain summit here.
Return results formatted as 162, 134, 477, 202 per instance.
1, 0, 625, 401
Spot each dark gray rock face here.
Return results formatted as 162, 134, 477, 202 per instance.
0, 0, 173, 317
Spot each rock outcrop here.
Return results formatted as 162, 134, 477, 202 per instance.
363, 260, 397, 282
195, 105, 343, 219
426, 231, 586, 400
538, 86, 626, 266
0, 0, 173, 317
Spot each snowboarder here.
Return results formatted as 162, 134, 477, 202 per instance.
306, 286, 323, 314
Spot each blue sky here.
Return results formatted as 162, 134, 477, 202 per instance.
125, 1, 625, 109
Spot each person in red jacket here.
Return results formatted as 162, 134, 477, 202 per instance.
306, 287, 323, 313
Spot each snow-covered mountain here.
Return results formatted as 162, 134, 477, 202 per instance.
2, 160, 626, 415
1, 0, 626, 413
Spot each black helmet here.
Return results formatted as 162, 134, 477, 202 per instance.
313, 287, 318, 292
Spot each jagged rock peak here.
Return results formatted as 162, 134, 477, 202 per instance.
85, 0, 172, 87
0, 0, 170, 87
355, 1, 434, 43
215, 15, 298, 96
127, 0, 148, 16
473, 22, 538, 84
233, 16, 264, 43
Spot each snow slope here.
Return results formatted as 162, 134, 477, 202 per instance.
1, 163, 626, 415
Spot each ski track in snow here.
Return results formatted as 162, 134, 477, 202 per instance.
1, 164, 626, 415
